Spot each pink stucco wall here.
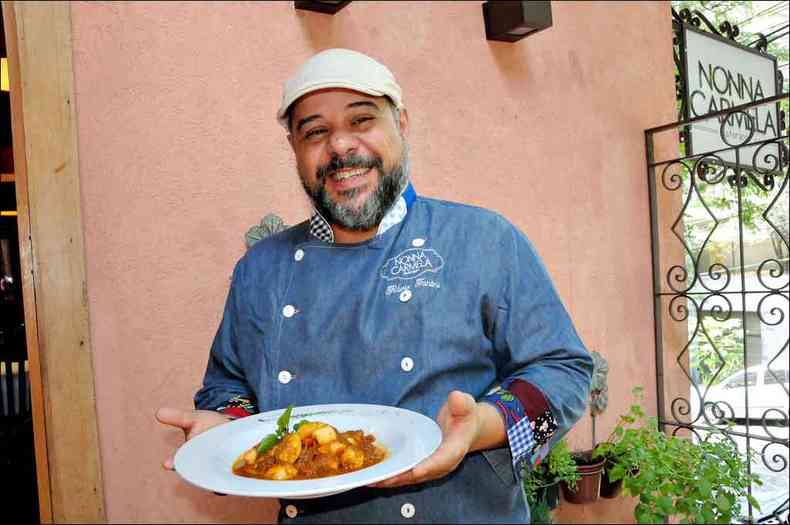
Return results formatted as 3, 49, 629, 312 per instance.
70, 1, 677, 523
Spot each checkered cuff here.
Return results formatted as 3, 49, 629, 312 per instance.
480, 380, 558, 477
506, 416, 537, 474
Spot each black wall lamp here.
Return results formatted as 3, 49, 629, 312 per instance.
294, 0, 351, 15
483, 1, 553, 42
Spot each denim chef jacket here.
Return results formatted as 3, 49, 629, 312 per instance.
196, 192, 592, 524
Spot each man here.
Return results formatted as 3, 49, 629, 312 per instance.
157, 48, 592, 523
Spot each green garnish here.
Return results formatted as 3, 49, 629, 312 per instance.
257, 405, 294, 454
256, 433, 280, 455
277, 405, 293, 436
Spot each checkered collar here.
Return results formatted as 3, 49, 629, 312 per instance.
308, 182, 417, 243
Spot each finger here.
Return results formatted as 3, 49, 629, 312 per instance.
411, 439, 466, 480
155, 407, 193, 430
373, 440, 466, 489
370, 469, 417, 488
446, 391, 476, 418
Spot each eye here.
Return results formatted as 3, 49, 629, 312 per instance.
352, 116, 374, 126
304, 127, 327, 140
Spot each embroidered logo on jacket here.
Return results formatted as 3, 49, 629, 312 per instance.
380, 248, 444, 281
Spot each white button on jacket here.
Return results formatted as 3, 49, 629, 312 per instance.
401, 357, 414, 372
294, 249, 304, 262
399, 289, 412, 302
401, 502, 415, 518
278, 370, 293, 384
282, 305, 296, 318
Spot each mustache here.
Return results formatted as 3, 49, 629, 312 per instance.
315, 154, 383, 181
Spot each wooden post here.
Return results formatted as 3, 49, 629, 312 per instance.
2, 2, 105, 522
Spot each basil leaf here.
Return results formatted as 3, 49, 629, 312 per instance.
276, 405, 293, 436
256, 433, 280, 455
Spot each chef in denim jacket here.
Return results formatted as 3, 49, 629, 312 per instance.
157, 48, 593, 524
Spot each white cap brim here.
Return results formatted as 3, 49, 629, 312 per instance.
278, 49, 403, 130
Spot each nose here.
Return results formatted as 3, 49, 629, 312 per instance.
326, 129, 359, 157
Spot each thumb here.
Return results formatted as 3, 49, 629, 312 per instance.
447, 391, 476, 418
155, 407, 194, 431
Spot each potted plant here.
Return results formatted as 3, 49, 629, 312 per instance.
561, 351, 608, 504
594, 387, 762, 523
592, 387, 646, 499
560, 448, 606, 504
523, 438, 580, 523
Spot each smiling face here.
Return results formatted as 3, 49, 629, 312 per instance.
287, 88, 410, 235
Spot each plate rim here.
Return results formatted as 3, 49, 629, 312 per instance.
173, 403, 442, 498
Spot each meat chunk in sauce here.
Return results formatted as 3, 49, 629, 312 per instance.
232, 423, 386, 480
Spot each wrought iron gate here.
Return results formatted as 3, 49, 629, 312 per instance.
647, 92, 789, 523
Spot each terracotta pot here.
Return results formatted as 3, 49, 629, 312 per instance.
536, 480, 561, 510
561, 450, 605, 504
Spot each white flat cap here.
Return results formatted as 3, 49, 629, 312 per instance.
277, 48, 403, 130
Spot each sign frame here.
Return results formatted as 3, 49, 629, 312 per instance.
675, 20, 782, 171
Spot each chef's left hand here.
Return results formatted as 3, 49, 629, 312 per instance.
371, 390, 504, 489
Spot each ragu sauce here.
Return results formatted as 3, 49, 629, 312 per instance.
232, 422, 387, 481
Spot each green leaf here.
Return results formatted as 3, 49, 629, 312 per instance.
635, 505, 650, 524
256, 433, 280, 455
276, 405, 293, 436
716, 493, 731, 512
609, 464, 625, 481
657, 495, 674, 515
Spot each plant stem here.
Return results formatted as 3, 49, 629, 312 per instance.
592, 415, 596, 448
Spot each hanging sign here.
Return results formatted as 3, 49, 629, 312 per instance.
681, 25, 780, 170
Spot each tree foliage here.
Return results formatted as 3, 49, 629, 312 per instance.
688, 315, 744, 385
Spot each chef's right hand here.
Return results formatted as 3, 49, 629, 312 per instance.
155, 407, 232, 470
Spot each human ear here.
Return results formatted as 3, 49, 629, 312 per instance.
398, 108, 409, 138
287, 133, 296, 153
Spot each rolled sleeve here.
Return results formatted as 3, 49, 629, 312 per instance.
480, 380, 558, 475
194, 261, 258, 414
486, 222, 593, 475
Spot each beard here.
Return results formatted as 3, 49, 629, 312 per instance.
300, 142, 410, 232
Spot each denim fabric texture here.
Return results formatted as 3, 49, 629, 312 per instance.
195, 192, 593, 523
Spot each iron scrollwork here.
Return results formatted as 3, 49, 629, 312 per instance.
672, 8, 741, 41
650, 92, 790, 522
760, 441, 789, 474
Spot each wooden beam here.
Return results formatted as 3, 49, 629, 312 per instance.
3, 2, 105, 522
2, 4, 51, 522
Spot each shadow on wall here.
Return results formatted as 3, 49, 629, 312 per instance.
295, 8, 348, 52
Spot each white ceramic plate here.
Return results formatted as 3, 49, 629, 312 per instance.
173, 404, 442, 499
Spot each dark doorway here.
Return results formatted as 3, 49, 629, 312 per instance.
0, 7, 39, 524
